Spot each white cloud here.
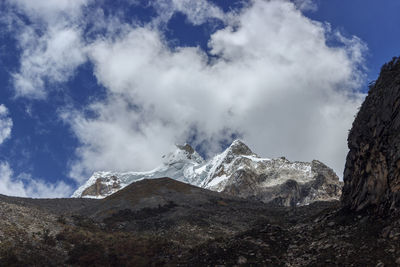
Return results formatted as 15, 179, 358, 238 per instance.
5, 0, 89, 99
4, 0, 367, 184
0, 107, 71, 198
12, 25, 86, 99
0, 162, 73, 198
0, 105, 13, 145
293, 0, 318, 12
60, 0, 366, 182
151, 0, 227, 25
7, 0, 90, 23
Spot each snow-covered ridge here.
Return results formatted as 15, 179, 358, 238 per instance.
72, 143, 206, 198
72, 140, 342, 207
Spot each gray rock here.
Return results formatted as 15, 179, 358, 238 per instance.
328, 222, 335, 227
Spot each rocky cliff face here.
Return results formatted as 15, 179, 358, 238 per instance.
73, 140, 342, 207
342, 57, 400, 212
200, 140, 342, 206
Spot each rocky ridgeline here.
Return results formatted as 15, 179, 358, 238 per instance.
342, 57, 400, 213
73, 140, 342, 207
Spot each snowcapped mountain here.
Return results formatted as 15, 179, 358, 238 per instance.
72, 140, 342, 206
71, 144, 206, 198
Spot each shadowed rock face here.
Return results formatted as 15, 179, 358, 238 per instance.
342, 57, 400, 212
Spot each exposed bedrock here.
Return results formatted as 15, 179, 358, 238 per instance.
342, 57, 400, 212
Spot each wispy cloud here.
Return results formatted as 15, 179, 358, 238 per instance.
0, 162, 73, 198
0, 105, 12, 145
0, 105, 72, 198
293, 0, 318, 12
7, 0, 90, 23
12, 25, 86, 99
150, 0, 228, 25
4, 0, 89, 99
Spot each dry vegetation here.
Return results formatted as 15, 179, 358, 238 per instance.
1, 179, 400, 266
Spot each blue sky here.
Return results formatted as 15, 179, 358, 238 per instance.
308, 0, 400, 84
0, 0, 398, 197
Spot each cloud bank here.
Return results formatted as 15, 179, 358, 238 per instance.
7, 0, 367, 186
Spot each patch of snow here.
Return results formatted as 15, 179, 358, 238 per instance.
242, 155, 270, 162
207, 174, 228, 188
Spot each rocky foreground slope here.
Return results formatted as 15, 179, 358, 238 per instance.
73, 140, 342, 207
342, 57, 400, 213
1, 178, 400, 266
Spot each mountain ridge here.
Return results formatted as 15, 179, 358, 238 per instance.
73, 140, 342, 207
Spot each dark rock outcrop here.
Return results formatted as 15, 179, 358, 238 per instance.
342, 57, 400, 212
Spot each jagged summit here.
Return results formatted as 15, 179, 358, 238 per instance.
73, 140, 342, 206
72, 143, 208, 198
162, 143, 204, 165
176, 143, 195, 154
226, 139, 254, 156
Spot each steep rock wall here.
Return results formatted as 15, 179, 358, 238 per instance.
342, 57, 400, 212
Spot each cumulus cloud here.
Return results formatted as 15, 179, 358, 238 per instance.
5, 0, 367, 184
0, 105, 13, 145
0, 162, 73, 198
59, 0, 367, 182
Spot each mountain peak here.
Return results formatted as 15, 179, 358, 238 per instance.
226, 139, 254, 156
73, 139, 341, 207
176, 143, 195, 154
162, 143, 204, 165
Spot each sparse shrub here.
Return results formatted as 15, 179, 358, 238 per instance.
42, 228, 56, 247
72, 215, 98, 229
66, 242, 107, 266
57, 215, 66, 224
55, 232, 66, 241
0, 248, 20, 267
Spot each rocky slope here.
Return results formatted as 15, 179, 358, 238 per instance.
73, 140, 342, 207
342, 57, 400, 213
1, 178, 400, 266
